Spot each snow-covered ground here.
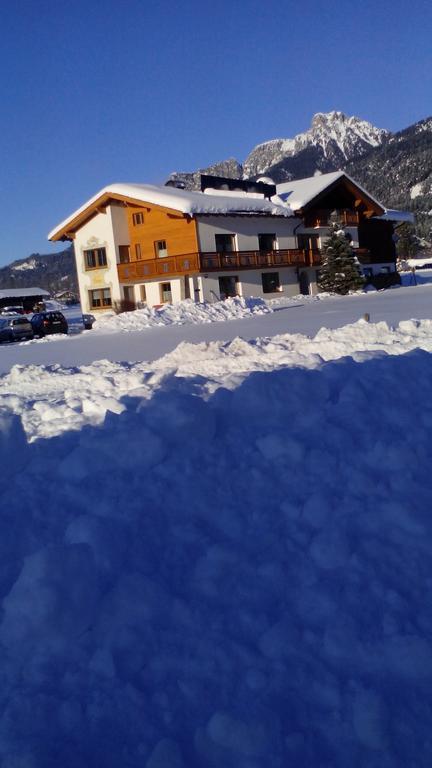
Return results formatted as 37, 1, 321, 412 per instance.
1, 288, 432, 766
2, 282, 432, 373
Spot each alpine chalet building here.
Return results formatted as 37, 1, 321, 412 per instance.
48, 171, 411, 312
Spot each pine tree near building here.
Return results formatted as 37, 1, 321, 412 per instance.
396, 222, 419, 260
318, 221, 365, 295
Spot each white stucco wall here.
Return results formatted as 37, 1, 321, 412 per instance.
196, 216, 299, 252
123, 278, 185, 307
199, 267, 300, 301
74, 205, 128, 312
110, 204, 130, 257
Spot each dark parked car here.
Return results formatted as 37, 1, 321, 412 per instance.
31, 311, 68, 337
0, 316, 34, 343
82, 313, 95, 330
0, 305, 25, 315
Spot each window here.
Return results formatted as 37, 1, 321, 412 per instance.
155, 240, 168, 258
218, 275, 239, 299
258, 233, 276, 252
132, 212, 144, 225
160, 282, 172, 302
123, 286, 133, 302
84, 247, 107, 270
215, 234, 235, 253
119, 245, 130, 264
140, 285, 147, 302
135, 243, 142, 260
261, 272, 280, 294
89, 288, 112, 309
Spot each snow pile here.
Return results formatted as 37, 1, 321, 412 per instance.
3, 318, 432, 443
1, 321, 432, 766
93, 297, 271, 333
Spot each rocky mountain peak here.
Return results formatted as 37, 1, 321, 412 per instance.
243, 111, 389, 178
311, 110, 346, 127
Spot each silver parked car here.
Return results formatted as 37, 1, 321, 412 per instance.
0, 316, 34, 343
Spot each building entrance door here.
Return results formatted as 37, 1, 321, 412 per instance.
299, 271, 310, 295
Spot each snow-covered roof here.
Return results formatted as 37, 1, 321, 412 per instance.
276, 170, 384, 212
48, 183, 293, 240
0, 287, 50, 299
276, 171, 345, 209
378, 209, 415, 224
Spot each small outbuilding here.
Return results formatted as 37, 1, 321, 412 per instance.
0, 287, 50, 313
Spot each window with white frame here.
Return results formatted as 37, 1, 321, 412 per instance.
215, 234, 235, 253
160, 282, 172, 302
88, 288, 112, 309
155, 240, 168, 258
132, 212, 144, 225
261, 272, 280, 293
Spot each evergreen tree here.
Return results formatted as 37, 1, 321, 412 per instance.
318, 221, 365, 294
396, 222, 419, 260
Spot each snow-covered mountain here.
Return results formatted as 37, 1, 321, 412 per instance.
11, 256, 40, 272
170, 110, 432, 243
0, 247, 77, 294
243, 111, 388, 177
170, 111, 389, 190
346, 116, 432, 242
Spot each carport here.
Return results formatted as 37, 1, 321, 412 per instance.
0, 287, 50, 313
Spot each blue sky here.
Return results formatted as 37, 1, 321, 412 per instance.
1, 0, 431, 266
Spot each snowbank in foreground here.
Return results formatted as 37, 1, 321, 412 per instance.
93, 296, 271, 332
1, 320, 432, 766
2, 318, 432, 442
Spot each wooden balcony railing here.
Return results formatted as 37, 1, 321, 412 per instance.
117, 249, 322, 283
200, 249, 321, 271
305, 209, 359, 228
117, 253, 200, 282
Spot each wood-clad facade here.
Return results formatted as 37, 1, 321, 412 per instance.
125, 202, 199, 264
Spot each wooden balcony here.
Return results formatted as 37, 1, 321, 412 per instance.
117, 249, 321, 284
304, 209, 360, 228
200, 249, 320, 271
117, 253, 200, 282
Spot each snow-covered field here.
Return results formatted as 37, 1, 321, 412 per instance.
3, 282, 432, 372
1, 288, 432, 766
